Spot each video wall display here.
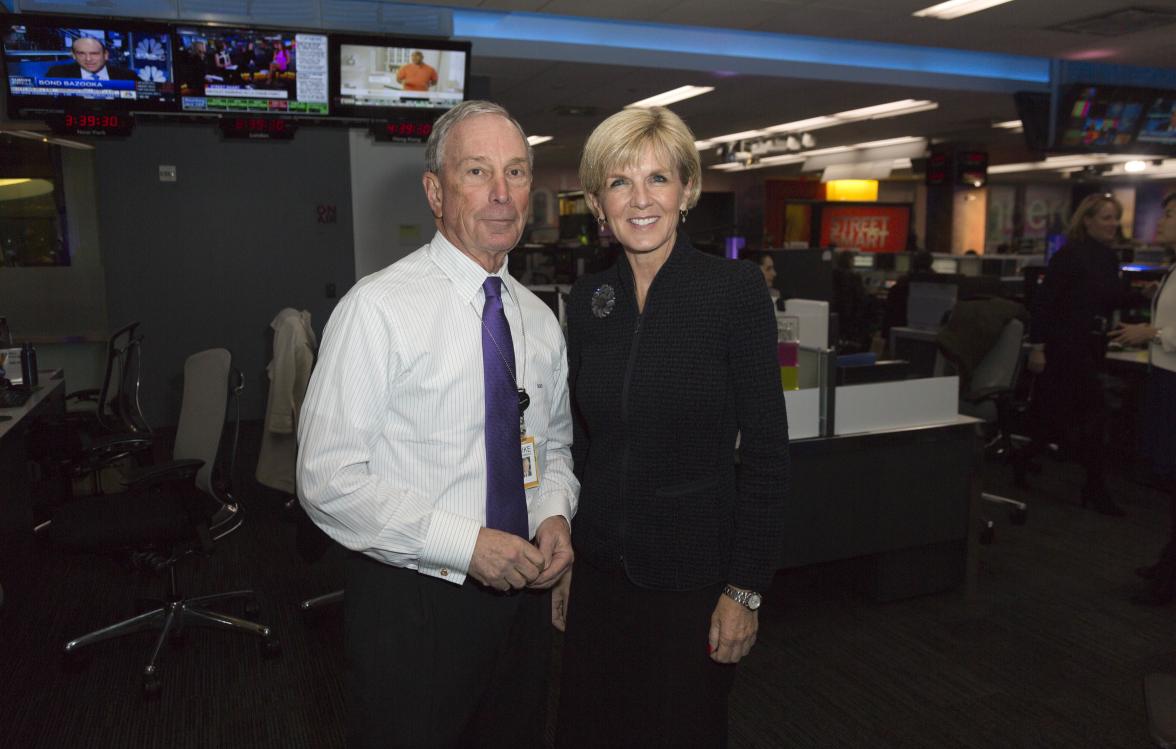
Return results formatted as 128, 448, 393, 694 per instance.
332, 34, 469, 117
1137, 95, 1176, 147
2, 16, 175, 114
2, 14, 472, 123
175, 26, 328, 115
1056, 86, 1147, 150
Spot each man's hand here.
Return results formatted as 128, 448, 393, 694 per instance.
468, 527, 546, 591
708, 592, 758, 664
551, 567, 572, 632
529, 515, 573, 589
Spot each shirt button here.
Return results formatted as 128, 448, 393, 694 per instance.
440, 568, 449, 577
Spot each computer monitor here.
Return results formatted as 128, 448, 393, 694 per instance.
173, 25, 329, 115
2, 15, 176, 116
931, 257, 959, 275
852, 253, 875, 270
894, 254, 911, 273
907, 280, 958, 330
957, 255, 981, 277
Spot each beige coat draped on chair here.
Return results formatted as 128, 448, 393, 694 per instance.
256, 308, 316, 494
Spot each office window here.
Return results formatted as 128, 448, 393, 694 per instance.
0, 136, 70, 267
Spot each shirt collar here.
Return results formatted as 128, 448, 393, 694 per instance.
426, 231, 517, 306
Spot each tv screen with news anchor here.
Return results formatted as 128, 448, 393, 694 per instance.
330, 33, 469, 119
174, 25, 329, 116
1, 15, 175, 116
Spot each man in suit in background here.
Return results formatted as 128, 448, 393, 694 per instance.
46, 37, 137, 81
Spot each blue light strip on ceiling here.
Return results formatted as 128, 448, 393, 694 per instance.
452, 9, 1050, 84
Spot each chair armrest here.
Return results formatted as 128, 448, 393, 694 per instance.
65, 388, 100, 402
965, 386, 1011, 404
123, 459, 205, 488
86, 432, 154, 457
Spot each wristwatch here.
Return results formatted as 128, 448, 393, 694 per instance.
722, 585, 762, 611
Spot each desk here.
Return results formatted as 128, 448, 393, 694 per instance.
785, 417, 980, 602
0, 371, 66, 558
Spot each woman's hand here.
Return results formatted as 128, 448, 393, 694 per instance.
1109, 323, 1157, 347
708, 593, 758, 664
1027, 348, 1046, 374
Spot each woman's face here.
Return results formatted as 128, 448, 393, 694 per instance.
1156, 200, 1176, 248
590, 144, 688, 259
759, 256, 776, 287
1083, 201, 1120, 245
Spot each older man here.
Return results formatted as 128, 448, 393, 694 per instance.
46, 37, 137, 81
298, 100, 578, 748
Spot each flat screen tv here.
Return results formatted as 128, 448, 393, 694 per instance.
1054, 84, 1148, 151
1136, 94, 1176, 147
174, 25, 328, 115
2, 14, 176, 116
330, 34, 469, 118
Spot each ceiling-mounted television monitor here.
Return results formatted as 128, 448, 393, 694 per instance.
1, 14, 176, 116
1054, 84, 1148, 151
1136, 94, 1176, 147
174, 25, 328, 115
330, 34, 470, 118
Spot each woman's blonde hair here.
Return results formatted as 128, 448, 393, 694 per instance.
1066, 192, 1123, 244
579, 107, 702, 213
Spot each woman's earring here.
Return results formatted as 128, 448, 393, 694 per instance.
680, 209, 689, 224
598, 216, 607, 231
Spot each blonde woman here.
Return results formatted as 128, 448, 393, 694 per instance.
555, 107, 788, 746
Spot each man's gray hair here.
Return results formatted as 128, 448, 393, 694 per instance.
424, 100, 533, 175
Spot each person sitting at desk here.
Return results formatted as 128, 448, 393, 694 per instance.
46, 37, 137, 81
1110, 192, 1176, 604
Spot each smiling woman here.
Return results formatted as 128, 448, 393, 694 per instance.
556, 107, 789, 748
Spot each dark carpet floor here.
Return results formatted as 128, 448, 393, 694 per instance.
1, 422, 1173, 748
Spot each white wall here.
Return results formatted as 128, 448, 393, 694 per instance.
348, 129, 437, 279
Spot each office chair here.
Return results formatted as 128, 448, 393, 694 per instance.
38, 322, 153, 496
46, 348, 279, 698
65, 321, 150, 436
952, 317, 1030, 542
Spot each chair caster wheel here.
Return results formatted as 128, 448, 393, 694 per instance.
979, 522, 995, 546
142, 674, 162, 699
261, 636, 282, 659
1009, 507, 1028, 526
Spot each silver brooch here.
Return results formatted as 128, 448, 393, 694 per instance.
591, 284, 616, 318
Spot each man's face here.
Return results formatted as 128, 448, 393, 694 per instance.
423, 114, 532, 270
411, 51, 424, 65
72, 38, 108, 74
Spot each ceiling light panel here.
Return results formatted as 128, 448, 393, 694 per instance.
913, 0, 1016, 21
626, 85, 715, 108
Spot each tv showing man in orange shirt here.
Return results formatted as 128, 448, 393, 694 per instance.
396, 50, 437, 91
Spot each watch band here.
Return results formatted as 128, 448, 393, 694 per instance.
722, 584, 762, 610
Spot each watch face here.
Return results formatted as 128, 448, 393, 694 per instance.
747, 593, 763, 610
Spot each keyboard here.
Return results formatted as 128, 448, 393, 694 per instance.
0, 388, 33, 408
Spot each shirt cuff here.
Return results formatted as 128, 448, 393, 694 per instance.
416, 509, 481, 586
528, 490, 573, 539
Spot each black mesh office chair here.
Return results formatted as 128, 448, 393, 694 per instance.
46, 348, 279, 698
65, 321, 150, 436
946, 317, 1030, 542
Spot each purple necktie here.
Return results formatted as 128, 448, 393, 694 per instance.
482, 277, 528, 538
